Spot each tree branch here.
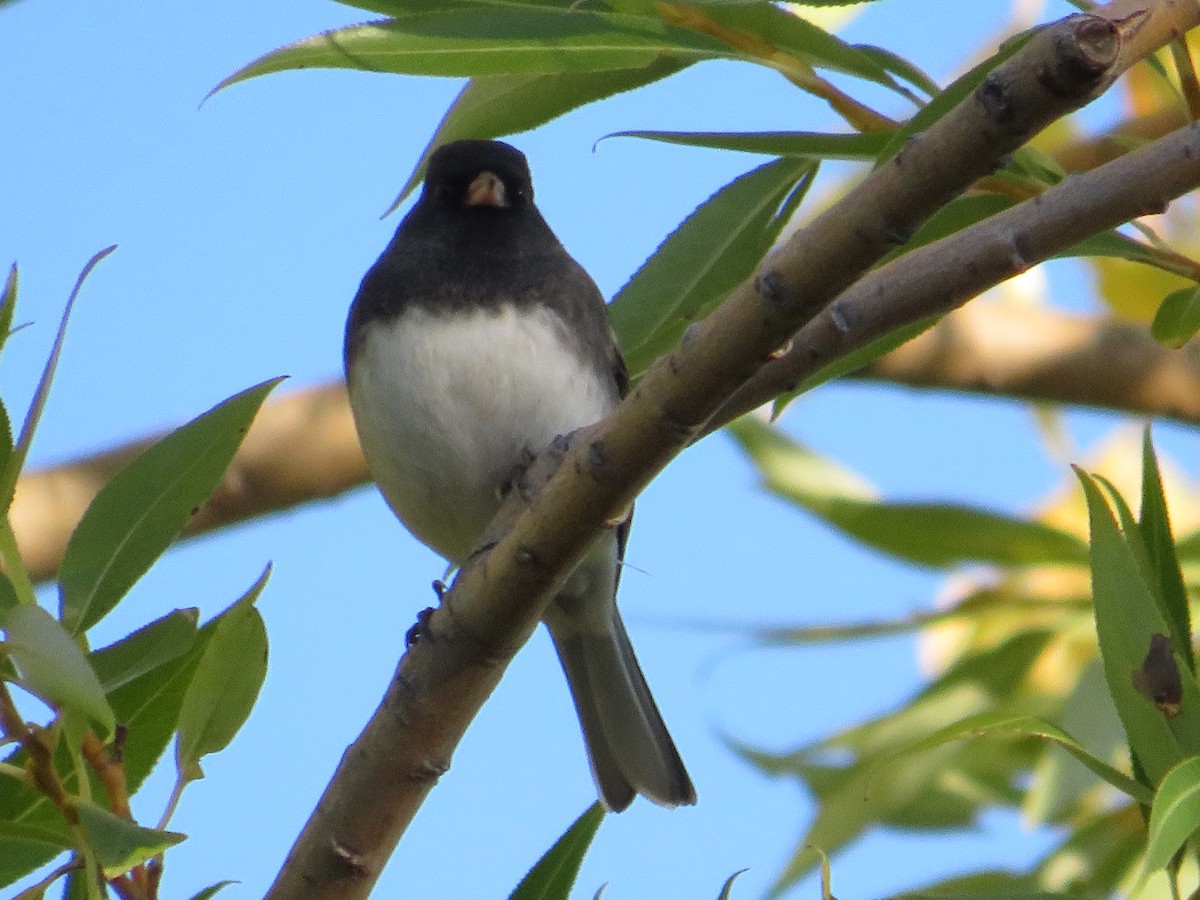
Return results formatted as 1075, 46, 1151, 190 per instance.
711, 123, 1200, 429
263, 11, 1158, 899
852, 301, 1200, 421
16, 299, 1200, 589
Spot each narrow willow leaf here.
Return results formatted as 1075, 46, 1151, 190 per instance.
0, 263, 18, 357
57, 377, 283, 635
75, 799, 185, 877
1061, 228, 1161, 266
508, 803, 605, 900
729, 417, 1089, 568
211, 9, 729, 96
880, 194, 1015, 264
0, 604, 115, 736
1139, 755, 1200, 884
606, 129, 891, 159
694, 4, 904, 93
1151, 285, 1200, 348
390, 57, 689, 210
174, 568, 270, 782
890, 712, 1152, 805
1140, 429, 1194, 672
0, 247, 117, 512
785, 317, 937, 404
854, 42, 939, 97
187, 883, 238, 900
88, 608, 199, 691
1077, 469, 1200, 784
610, 157, 817, 376
716, 869, 750, 900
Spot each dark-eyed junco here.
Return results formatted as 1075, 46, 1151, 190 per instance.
344, 139, 696, 811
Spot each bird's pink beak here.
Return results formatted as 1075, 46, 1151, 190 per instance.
465, 171, 507, 208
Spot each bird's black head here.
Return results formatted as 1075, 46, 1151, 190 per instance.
422, 140, 534, 213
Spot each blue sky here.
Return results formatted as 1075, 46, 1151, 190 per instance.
0, 1, 1163, 897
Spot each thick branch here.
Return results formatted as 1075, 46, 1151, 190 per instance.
11, 383, 365, 582
265, 12, 1149, 900
852, 301, 1200, 420
712, 123, 1200, 428
15, 302, 1200, 587
13, 297, 1200, 586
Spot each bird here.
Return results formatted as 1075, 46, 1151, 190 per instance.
343, 139, 696, 811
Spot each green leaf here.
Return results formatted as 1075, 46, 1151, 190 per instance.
610, 157, 817, 376
508, 802, 605, 900
695, 4, 906, 93
0, 247, 116, 513
1077, 469, 1200, 784
211, 9, 730, 95
880, 194, 1016, 265
1060, 227, 1161, 266
716, 869, 749, 900
0, 570, 19, 616
729, 417, 1090, 568
0, 819, 73, 854
605, 129, 891, 159
174, 568, 270, 781
88, 608, 199, 692
853, 42, 939, 97
1140, 428, 1194, 672
1139, 755, 1200, 883
1151, 284, 1200, 348
785, 316, 938, 403
0, 596, 239, 884
0, 603, 115, 736
390, 58, 689, 210
75, 799, 185, 877
57, 377, 283, 635
892, 711, 1152, 806
187, 883, 238, 900
0, 263, 18, 359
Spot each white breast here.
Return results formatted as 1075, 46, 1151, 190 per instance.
348, 304, 616, 564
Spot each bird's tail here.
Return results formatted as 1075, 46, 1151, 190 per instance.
550, 611, 696, 811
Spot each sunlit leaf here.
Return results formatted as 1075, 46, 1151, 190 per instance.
212, 9, 730, 96
686, 3, 906, 93
891, 711, 1152, 805
606, 129, 891, 159
730, 417, 1090, 568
